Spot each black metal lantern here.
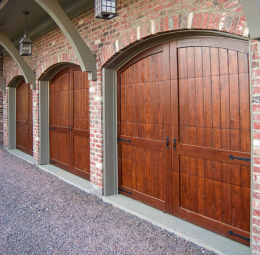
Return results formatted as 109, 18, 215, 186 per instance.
19, 11, 32, 56
95, 0, 118, 19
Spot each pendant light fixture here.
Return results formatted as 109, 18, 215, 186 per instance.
95, 0, 118, 19
19, 11, 32, 56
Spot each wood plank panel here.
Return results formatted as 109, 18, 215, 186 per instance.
16, 80, 33, 156
175, 40, 251, 245
118, 43, 171, 212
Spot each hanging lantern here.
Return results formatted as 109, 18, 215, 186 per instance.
19, 11, 32, 56
95, 0, 118, 19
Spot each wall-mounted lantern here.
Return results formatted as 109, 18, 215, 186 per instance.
95, 0, 118, 19
19, 11, 32, 56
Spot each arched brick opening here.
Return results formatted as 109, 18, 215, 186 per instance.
102, 30, 249, 197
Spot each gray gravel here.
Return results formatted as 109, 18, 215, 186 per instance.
0, 145, 217, 255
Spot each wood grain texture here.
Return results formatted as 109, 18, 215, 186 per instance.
49, 67, 90, 180
175, 41, 251, 244
117, 43, 171, 212
118, 38, 250, 245
16, 80, 33, 156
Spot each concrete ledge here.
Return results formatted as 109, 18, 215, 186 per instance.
103, 194, 250, 255
7, 149, 91, 193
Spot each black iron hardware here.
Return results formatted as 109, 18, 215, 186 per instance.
50, 160, 56, 164
228, 231, 250, 242
68, 125, 70, 132
117, 138, 131, 143
173, 137, 177, 151
166, 137, 169, 149
229, 155, 251, 162
49, 127, 55, 130
119, 188, 132, 195
71, 125, 73, 133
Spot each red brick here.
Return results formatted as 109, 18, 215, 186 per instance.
213, 13, 221, 30
223, 0, 239, 9
236, 15, 246, 35
192, 13, 198, 28
254, 166, 260, 174
208, 13, 215, 29
197, 12, 204, 29
202, 12, 209, 29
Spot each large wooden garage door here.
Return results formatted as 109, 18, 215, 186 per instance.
117, 37, 250, 245
49, 66, 90, 180
16, 80, 33, 156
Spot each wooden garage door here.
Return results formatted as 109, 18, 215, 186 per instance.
16, 80, 33, 156
117, 37, 250, 245
49, 66, 90, 180
117, 44, 172, 211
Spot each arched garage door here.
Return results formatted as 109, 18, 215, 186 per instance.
49, 66, 90, 180
117, 37, 250, 244
16, 80, 33, 156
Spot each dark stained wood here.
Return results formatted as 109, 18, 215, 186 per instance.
174, 39, 251, 245
118, 37, 251, 245
16, 80, 33, 156
176, 37, 249, 54
71, 67, 90, 180
118, 43, 171, 213
49, 66, 90, 180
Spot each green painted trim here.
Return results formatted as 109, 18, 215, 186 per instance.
8, 87, 16, 150
0, 76, 6, 93
103, 68, 118, 196
240, 0, 260, 39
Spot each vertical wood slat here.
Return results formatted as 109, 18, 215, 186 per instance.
170, 39, 179, 216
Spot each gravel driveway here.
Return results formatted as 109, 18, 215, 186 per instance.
0, 145, 217, 255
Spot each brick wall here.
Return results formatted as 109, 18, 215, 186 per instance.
252, 39, 260, 254
0, 51, 3, 144
2, 0, 248, 196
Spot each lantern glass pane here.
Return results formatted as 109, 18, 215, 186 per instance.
107, 1, 111, 6
112, 7, 115, 12
102, 6, 106, 11
102, 0, 106, 5
107, 6, 111, 12
111, 2, 115, 7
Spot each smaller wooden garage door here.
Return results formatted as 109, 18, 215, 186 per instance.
49, 66, 90, 180
16, 80, 33, 156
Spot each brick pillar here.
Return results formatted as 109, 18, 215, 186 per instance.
252, 39, 260, 253
0, 52, 3, 144
89, 69, 103, 197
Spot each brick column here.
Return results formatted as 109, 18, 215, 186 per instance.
252, 39, 260, 253
0, 52, 3, 144
89, 69, 103, 197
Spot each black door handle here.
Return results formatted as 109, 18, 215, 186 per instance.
166, 137, 169, 149
173, 138, 177, 151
